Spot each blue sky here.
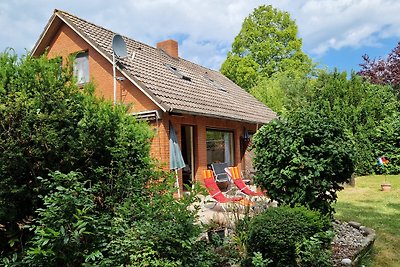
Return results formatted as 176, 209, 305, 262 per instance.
1, 0, 400, 74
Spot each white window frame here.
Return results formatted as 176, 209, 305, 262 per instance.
73, 51, 89, 84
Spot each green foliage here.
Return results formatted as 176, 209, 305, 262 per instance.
245, 206, 332, 267
22, 171, 103, 266
0, 50, 153, 254
253, 106, 354, 216
100, 180, 217, 267
306, 71, 398, 175
221, 5, 312, 90
253, 69, 400, 176
371, 114, 400, 174
220, 54, 259, 90
295, 232, 334, 267
251, 252, 272, 267
250, 70, 315, 115
0, 51, 219, 266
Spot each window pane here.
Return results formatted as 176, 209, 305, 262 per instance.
74, 52, 89, 84
206, 130, 234, 166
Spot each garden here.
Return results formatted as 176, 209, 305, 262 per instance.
1, 49, 398, 267
2, 5, 400, 266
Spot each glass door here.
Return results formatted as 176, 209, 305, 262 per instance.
181, 125, 195, 191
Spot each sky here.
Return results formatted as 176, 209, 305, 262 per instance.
1, 0, 400, 73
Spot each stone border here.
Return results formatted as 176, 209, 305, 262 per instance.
337, 221, 376, 266
349, 221, 376, 266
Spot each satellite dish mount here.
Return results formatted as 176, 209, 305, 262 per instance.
112, 34, 128, 105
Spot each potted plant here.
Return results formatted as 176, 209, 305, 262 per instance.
378, 157, 391, 191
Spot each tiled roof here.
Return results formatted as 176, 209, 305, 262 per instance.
40, 9, 277, 124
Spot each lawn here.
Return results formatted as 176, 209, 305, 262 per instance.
334, 175, 400, 267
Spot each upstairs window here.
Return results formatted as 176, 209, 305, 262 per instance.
73, 51, 89, 84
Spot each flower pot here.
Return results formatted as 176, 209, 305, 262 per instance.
381, 183, 392, 191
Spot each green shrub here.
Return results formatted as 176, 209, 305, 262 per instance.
245, 206, 332, 267
295, 232, 334, 267
252, 69, 400, 176
0, 51, 154, 254
253, 106, 354, 216
0, 51, 220, 266
22, 171, 103, 266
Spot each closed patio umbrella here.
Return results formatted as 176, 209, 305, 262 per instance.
169, 122, 185, 198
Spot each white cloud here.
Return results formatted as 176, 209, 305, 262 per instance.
296, 0, 400, 56
1, 0, 400, 70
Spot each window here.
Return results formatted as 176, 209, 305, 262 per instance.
206, 130, 234, 166
73, 51, 89, 84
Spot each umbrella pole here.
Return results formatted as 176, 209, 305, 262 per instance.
175, 169, 181, 198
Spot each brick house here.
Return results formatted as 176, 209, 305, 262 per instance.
32, 9, 276, 192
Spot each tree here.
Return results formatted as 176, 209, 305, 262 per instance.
358, 42, 400, 94
252, 69, 399, 175
221, 5, 312, 90
250, 69, 314, 115
252, 106, 355, 216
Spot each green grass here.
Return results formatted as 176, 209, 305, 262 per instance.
334, 175, 400, 267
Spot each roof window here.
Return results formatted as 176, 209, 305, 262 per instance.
205, 76, 226, 92
165, 64, 191, 81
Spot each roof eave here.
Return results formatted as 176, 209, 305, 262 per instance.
31, 11, 60, 57
169, 108, 273, 125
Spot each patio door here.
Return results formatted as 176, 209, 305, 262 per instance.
181, 125, 195, 191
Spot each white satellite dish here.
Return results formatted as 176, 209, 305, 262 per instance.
112, 34, 127, 58
111, 34, 128, 105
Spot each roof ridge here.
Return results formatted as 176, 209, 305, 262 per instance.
55, 9, 223, 74
54, 9, 176, 62
54, 9, 121, 38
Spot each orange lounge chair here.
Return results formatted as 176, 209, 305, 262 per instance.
202, 170, 252, 211
225, 167, 264, 197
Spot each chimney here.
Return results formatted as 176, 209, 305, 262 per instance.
157, 39, 178, 58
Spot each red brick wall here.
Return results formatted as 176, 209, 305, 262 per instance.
47, 24, 158, 112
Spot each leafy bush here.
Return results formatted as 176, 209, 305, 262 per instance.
0, 50, 153, 254
0, 51, 219, 266
295, 232, 334, 267
245, 206, 332, 267
100, 180, 218, 267
371, 114, 400, 174
22, 171, 103, 266
253, 106, 354, 216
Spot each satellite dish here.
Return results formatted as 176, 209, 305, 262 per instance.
112, 34, 127, 58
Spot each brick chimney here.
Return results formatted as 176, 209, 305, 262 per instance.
157, 39, 178, 58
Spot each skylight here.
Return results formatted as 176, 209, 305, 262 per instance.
165, 64, 191, 81
205, 76, 226, 92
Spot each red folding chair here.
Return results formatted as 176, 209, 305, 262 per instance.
202, 170, 253, 211
225, 167, 265, 197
